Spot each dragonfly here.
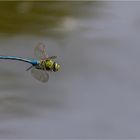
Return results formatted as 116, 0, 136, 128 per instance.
0, 43, 60, 83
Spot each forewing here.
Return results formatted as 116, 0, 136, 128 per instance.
34, 43, 48, 60
31, 67, 49, 83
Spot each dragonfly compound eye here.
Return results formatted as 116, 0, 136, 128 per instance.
54, 63, 60, 72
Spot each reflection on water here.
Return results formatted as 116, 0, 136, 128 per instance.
0, 1, 140, 138
0, 1, 93, 37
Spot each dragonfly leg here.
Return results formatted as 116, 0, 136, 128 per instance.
26, 65, 33, 71
47, 56, 57, 59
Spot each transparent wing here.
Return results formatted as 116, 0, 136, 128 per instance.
34, 43, 48, 60
31, 67, 49, 83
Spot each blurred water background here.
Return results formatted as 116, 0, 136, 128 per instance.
0, 1, 140, 138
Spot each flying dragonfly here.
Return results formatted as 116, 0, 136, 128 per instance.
0, 43, 60, 83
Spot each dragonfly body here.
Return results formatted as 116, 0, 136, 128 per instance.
0, 43, 60, 83
37, 59, 60, 72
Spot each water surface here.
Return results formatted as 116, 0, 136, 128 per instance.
0, 1, 140, 138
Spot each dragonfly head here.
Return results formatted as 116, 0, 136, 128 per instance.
53, 62, 60, 72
